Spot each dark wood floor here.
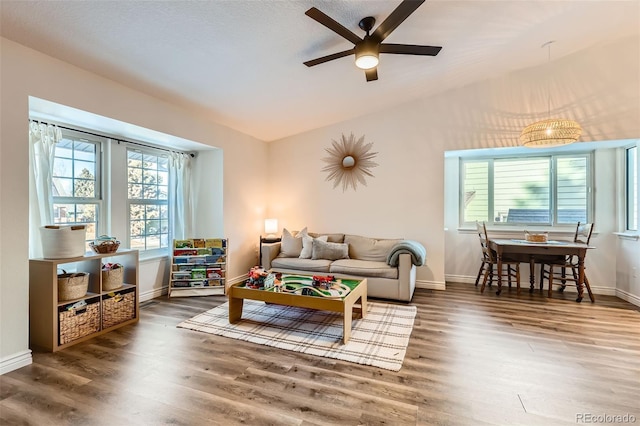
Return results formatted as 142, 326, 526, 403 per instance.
2, 283, 639, 425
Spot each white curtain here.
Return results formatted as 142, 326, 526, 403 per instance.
28, 121, 62, 258
169, 152, 194, 240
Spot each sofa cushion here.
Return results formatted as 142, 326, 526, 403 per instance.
312, 239, 349, 260
299, 234, 328, 259
344, 234, 402, 262
308, 232, 345, 243
272, 257, 332, 273
280, 227, 307, 258
330, 259, 399, 279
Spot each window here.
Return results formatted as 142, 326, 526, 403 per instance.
127, 149, 169, 251
52, 132, 101, 244
627, 146, 638, 231
37, 119, 194, 258
461, 153, 592, 226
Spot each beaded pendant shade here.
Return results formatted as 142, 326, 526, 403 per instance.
520, 41, 582, 148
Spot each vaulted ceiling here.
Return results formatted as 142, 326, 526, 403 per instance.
1, 1, 638, 141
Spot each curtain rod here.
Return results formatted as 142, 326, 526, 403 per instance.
30, 119, 195, 158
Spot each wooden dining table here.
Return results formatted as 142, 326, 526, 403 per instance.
488, 238, 594, 302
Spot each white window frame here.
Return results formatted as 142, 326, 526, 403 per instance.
459, 151, 594, 227
126, 147, 170, 256
52, 129, 105, 245
626, 145, 638, 232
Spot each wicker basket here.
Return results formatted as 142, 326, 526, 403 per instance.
59, 300, 100, 345
102, 290, 135, 329
57, 271, 89, 301
102, 266, 124, 291
90, 240, 120, 254
525, 231, 548, 243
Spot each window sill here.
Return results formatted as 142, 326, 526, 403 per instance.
614, 232, 640, 241
456, 226, 579, 235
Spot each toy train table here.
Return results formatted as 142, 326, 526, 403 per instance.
228, 274, 367, 344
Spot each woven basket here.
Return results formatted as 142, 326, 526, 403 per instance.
57, 271, 89, 301
102, 267, 124, 291
59, 300, 100, 345
525, 231, 548, 243
90, 240, 120, 254
102, 290, 135, 329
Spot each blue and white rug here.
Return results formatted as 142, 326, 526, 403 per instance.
178, 300, 416, 371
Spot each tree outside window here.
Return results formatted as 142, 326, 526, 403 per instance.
52, 137, 100, 245
127, 149, 169, 251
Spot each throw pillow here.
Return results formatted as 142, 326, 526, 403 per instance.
311, 239, 349, 261
344, 234, 403, 262
280, 227, 307, 258
299, 234, 328, 259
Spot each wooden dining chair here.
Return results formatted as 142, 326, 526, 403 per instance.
539, 222, 594, 301
475, 221, 493, 288
476, 221, 521, 294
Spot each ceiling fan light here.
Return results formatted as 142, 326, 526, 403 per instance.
355, 53, 379, 69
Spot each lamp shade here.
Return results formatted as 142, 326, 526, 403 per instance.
355, 53, 379, 70
264, 218, 278, 236
520, 118, 582, 148
355, 40, 379, 70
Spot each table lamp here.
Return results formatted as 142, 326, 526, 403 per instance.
264, 218, 278, 239
260, 218, 281, 267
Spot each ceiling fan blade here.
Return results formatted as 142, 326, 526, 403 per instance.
365, 68, 378, 82
305, 7, 362, 45
379, 43, 442, 56
372, 0, 426, 43
304, 48, 355, 67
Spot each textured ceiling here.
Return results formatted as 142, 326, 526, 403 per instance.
1, 1, 638, 141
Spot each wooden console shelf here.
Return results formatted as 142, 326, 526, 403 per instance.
29, 249, 139, 352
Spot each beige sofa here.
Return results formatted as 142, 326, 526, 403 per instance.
261, 230, 426, 302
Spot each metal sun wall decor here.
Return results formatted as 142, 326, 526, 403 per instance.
322, 133, 378, 192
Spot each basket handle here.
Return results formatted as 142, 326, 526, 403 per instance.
67, 300, 87, 314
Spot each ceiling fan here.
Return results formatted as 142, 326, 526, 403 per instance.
303, 0, 442, 82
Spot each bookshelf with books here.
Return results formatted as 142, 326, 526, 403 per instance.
169, 238, 228, 298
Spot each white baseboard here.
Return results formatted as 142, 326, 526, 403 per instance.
140, 286, 168, 302
444, 274, 477, 285
228, 275, 247, 286
445, 274, 619, 296
0, 349, 32, 375
616, 288, 640, 307
416, 280, 446, 291
144, 276, 246, 302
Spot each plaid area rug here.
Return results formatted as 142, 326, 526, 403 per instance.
177, 300, 417, 371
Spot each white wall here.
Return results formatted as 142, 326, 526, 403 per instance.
0, 38, 268, 373
267, 36, 640, 294
268, 109, 447, 288
616, 238, 640, 305
615, 142, 640, 306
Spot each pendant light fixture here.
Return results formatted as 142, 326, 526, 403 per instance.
520, 41, 582, 148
